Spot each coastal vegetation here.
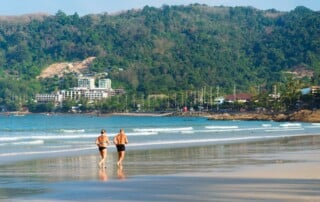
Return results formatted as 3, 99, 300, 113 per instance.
0, 4, 319, 114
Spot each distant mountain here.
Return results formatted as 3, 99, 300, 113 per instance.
0, 4, 319, 108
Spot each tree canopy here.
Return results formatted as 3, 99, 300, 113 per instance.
0, 5, 319, 111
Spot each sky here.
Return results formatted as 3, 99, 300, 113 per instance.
1, 0, 320, 16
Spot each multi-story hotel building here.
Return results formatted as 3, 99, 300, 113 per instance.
35, 77, 122, 104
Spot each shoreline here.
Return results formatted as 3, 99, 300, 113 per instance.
206, 109, 320, 123
2, 109, 320, 122
2, 135, 320, 201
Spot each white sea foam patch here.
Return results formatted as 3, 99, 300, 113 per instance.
0, 140, 44, 146
305, 123, 320, 128
279, 123, 302, 128
205, 125, 239, 129
180, 131, 194, 134
0, 137, 19, 141
133, 127, 193, 133
29, 134, 98, 140
0, 132, 158, 144
0, 134, 98, 142
12, 140, 44, 145
59, 129, 85, 133
0, 146, 96, 157
126, 131, 158, 136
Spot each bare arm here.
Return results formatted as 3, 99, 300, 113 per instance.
113, 135, 118, 145
106, 136, 111, 145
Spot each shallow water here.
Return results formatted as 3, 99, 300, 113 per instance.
1, 114, 320, 164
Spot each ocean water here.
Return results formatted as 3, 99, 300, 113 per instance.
0, 113, 319, 164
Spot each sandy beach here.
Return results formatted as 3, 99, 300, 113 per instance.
1, 135, 320, 202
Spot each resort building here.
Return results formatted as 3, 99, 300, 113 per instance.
99, 79, 112, 89
78, 77, 95, 89
35, 76, 124, 104
35, 93, 63, 103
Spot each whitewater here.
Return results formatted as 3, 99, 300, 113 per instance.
0, 113, 319, 164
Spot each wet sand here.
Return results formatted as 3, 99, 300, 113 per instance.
1, 135, 320, 201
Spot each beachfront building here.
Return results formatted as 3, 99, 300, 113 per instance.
78, 77, 95, 89
35, 77, 124, 104
35, 93, 63, 103
60, 77, 114, 101
60, 88, 109, 101
224, 93, 252, 103
99, 79, 112, 89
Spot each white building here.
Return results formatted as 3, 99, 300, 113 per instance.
99, 79, 112, 89
60, 88, 110, 101
63, 77, 113, 101
78, 77, 95, 89
35, 93, 63, 103
36, 76, 115, 104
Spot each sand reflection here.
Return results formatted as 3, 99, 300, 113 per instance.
98, 168, 108, 181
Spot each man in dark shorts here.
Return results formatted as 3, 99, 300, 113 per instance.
95, 129, 110, 168
113, 129, 128, 167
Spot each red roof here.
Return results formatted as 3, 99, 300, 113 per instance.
225, 93, 252, 101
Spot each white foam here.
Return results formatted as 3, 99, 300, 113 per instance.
0, 137, 19, 141
133, 127, 193, 132
280, 123, 302, 127
180, 131, 194, 134
0, 132, 158, 144
0, 146, 96, 157
60, 129, 85, 133
205, 126, 238, 129
306, 123, 320, 128
127, 131, 158, 136
12, 140, 44, 145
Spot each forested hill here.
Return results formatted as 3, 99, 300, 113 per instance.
0, 4, 320, 105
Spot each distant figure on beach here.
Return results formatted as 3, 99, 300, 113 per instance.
95, 129, 110, 168
113, 128, 128, 167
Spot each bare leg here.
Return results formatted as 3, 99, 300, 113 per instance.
99, 149, 107, 168
117, 152, 121, 167
117, 151, 125, 167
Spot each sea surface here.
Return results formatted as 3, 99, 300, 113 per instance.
1, 113, 320, 164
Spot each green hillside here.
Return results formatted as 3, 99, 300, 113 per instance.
0, 4, 319, 111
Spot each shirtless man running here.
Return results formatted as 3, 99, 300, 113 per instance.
113, 128, 128, 167
95, 129, 110, 168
